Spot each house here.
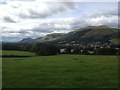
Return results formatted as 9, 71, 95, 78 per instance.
88, 51, 94, 54
71, 49, 74, 53
60, 48, 66, 53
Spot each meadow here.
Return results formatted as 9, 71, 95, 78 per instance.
2, 50, 118, 88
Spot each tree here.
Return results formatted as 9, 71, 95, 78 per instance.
2, 43, 21, 51
94, 48, 117, 55
33, 43, 58, 56
66, 46, 72, 54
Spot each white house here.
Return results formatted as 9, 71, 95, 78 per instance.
60, 48, 66, 53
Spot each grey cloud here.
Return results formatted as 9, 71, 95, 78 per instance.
29, 26, 53, 33
30, 28, 52, 33
1, 26, 7, 29
0, 1, 7, 5
28, 9, 49, 18
18, 30, 29, 33
6, 30, 28, 34
63, 2, 75, 9
3, 16, 16, 23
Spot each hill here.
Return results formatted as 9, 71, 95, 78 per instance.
18, 33, 65, 44
18, 38, 34, 44
55, 25, 119, 43
18, 25, 119, 44
35, 33, 65, 42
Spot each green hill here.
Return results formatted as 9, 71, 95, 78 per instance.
55, 25, 119, 43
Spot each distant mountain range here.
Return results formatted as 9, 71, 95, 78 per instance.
18, 25, 119, 44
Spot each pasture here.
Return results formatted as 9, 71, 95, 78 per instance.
2, 50, 35, 57
2, 50, 118, 88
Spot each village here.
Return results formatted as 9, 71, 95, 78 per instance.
57, 41, 120, 55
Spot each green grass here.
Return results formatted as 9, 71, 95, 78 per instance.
2, 50, 118, 88
2, 50, 35, 56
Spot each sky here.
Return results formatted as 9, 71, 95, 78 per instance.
0, 0, 119, 42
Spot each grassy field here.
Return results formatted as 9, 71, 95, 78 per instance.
2, 50, 35, 56
2, 50, 118, 88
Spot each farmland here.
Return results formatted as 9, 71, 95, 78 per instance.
2, 50, 118, 88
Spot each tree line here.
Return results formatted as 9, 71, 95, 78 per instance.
2, 42, 120, 56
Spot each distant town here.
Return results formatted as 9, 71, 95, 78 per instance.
56, 41, 120, 55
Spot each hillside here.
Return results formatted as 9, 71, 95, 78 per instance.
35, 33, 65, 42
18, 33, 65, 44
55, 25, 119, 43
18, 38, 34, 44
18, 25, 119, 44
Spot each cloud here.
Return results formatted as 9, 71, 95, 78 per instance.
83, 8, 118, 18
87, 16, 117, 27
0, 0, 75, 24
2, 30, 28, 34
18, 2, 75, 19
3, 16, 16, 23
82, 9, 118, 28
0, 1, 7, 5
